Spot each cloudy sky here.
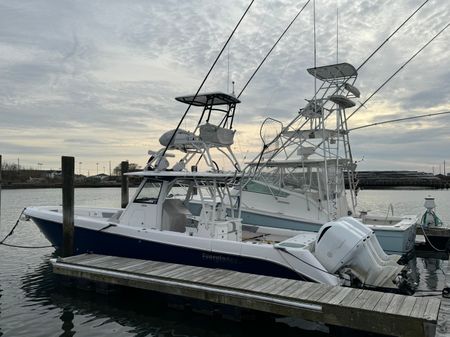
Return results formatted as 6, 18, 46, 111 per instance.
0, 0, 449, 174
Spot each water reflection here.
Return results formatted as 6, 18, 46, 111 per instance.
59, 308, 75, 337
19, 259, 327, 337
422, 258, 444, 291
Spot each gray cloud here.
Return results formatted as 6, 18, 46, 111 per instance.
0, 0, 449, 172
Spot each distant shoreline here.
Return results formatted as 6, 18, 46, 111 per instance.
1, 182, 140, 190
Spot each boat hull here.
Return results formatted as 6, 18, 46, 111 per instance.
30, 216, 313, 282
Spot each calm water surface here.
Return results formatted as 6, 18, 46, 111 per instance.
0, 188, 449, 336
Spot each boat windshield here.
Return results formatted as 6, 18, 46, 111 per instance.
135, 180, 162, 204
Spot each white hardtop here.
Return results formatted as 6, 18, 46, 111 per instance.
175, 92, 241, 106
307, 62, 357, 81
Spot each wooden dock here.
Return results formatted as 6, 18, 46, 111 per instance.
52, 254, 441, 337
436, 260, 450, 336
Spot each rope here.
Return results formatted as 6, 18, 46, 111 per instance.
419, 211, 447, 252
0, 208, 55, 249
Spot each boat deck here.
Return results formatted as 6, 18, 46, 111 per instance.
52, 253, 441, 337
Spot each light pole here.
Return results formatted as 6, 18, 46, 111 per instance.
79, 162, 82, 175
96, 162, 99, 176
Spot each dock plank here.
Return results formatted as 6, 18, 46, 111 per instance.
411, 297, 428, 318
398, 296, 417, 317
327, 287, 353, 305
373, 292, 395, 313
270, 280, 300, 296
424, 298, 441, 322
348, 289, 373, 308
385, 294, 406, 315
360, 291, 385, 311
289, 282, 322, 300
52, 254, 440, 337
305, 285, 333, 302
339, 288, 364, 306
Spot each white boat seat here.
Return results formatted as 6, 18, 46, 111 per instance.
162, 199, 192, 232
199, 123, 235, 146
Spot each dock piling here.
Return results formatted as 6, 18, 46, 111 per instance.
62, 156, 74, 257
0, 155, 2, 227
121, 161, 129, 208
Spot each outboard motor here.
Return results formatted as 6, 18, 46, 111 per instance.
314, 217, 405, 290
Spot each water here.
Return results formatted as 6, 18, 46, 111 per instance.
0, 188, 449, 336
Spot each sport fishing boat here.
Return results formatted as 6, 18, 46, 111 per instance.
24, 92, 411, 292
227, 62, 418, 255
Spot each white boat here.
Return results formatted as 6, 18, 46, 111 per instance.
223, 63, 417, 254
24, 92, 411, 292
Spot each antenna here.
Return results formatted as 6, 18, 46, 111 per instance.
336, 0, 339, 63
313, 0, 317, 98
227, 44, 230, 93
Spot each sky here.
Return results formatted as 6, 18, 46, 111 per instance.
0, 0, 449, 175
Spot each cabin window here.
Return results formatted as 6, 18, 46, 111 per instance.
134, 180, 162, 204
243, 181, 289, 198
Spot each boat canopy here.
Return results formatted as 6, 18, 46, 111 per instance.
175, 92, 241, 106
307, 63, 357, 81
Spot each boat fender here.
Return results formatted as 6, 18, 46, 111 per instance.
443, 287, 450, 298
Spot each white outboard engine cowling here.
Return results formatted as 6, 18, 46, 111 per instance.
314, 217, 404, 289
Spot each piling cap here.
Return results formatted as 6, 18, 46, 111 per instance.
424, 196, 436, 210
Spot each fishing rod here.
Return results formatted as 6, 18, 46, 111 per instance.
357, 0, 429, 71
349, 111, 450, 132
346, 21, 450, 123
158, 0, 255, 162
237, 0, 311, 98
242, 0, 431, 171
311, 0, 431, 128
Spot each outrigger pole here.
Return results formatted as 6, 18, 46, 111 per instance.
159, 0, 255, 160
242, 0, 432, 170
349, 111, 450, 132
356, 0, 430, 72
237, 0, 311, 98
346, 21, 450, 123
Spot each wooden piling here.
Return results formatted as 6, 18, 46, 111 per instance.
62, 156, 74, 257
0, 155, 2, 225
121, 161, 129, 208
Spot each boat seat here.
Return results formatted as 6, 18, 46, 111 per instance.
162, 199, 192, 232
199, 123, 235, 146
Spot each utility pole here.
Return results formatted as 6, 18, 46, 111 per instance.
444, 160, 446, 176
109, 161, 111, 176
